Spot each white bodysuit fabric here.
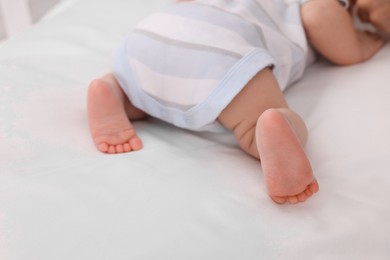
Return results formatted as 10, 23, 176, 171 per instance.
113, 0, 347, 131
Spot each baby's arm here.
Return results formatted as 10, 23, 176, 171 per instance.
301, 0, 384, 65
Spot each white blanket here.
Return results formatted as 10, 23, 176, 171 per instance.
1, 0, 390, 259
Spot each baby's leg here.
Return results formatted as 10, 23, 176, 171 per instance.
218, 68, 318, 204
301, 0, 383, 65
87, 73, 147, 154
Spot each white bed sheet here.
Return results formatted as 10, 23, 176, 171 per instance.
1, 0, 390, 259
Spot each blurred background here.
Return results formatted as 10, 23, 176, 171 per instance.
0, 0, 61, 43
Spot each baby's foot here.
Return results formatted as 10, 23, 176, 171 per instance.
87, 79, 143, 154
256, 109, 319, 204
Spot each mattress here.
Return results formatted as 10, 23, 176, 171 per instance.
1, 0, 390, 259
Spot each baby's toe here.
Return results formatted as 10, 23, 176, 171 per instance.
297, 191, 308, 202
130, 138, 143, 151
116, 144, 124, 153
271, 196, 288, 204
108, 145, 116, 154
98, 143, 109, 153
123, 143, 131, 152
287, 196, 299, 204
304, 189, 313, 197
309, 180, 319, 193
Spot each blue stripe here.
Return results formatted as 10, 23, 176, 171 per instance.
124, 30, 241, 80
161, 2, 266, 47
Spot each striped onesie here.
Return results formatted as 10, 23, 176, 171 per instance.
113, 0, 348, 132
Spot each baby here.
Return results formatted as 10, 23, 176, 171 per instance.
87, 0, 384, 204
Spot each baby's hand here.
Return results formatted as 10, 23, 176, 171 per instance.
357, 0, 390, 32
357, 30, 384, 61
